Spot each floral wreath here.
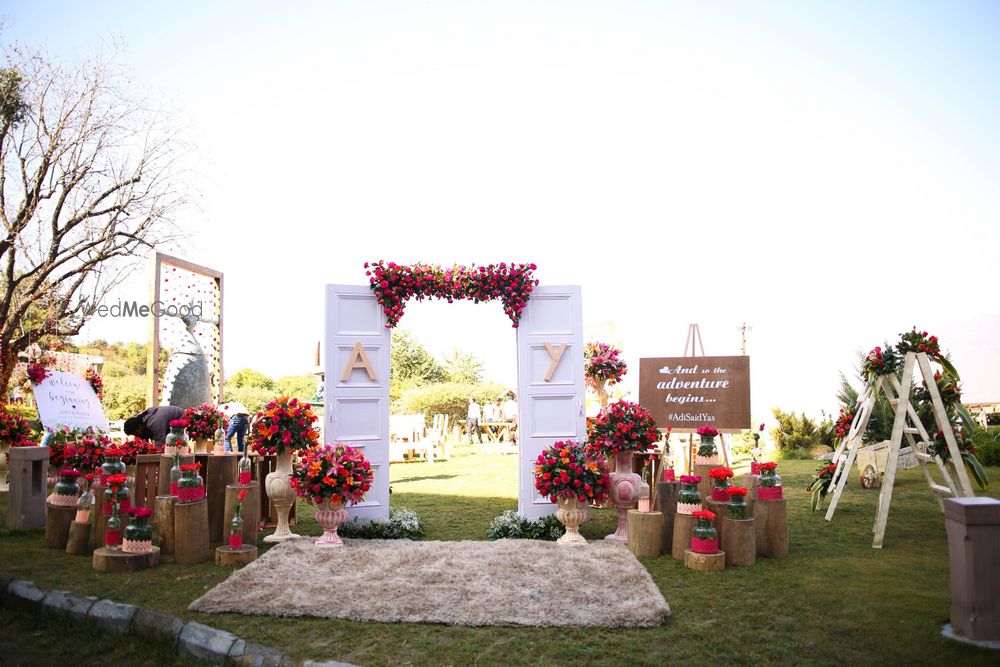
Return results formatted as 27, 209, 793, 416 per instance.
365, 261, 538, 328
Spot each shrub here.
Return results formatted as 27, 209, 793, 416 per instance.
771, 408, 821, 454
973, 428, 1000, 467
102, 376, 147, 421
338, 507, 424, 540
399, 381, 509, 427
486, 510, 564, 541
276, 375, 319, 402
228, 368, 275, 390
988, 413, 1000, 427
222, 386, 277, 415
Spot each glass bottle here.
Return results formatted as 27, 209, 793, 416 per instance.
75, 480, 94, 523
99, 451, 126, 486
710, 474, 731, 502
105, 502, 122, 550
214, 418, 226, 454
164, 423, 187, 456
169, 451, 182, 496
697, 435, 717, 461
53, 469, 82, 505
229, 513, 244, 549
238, 451, 252, 485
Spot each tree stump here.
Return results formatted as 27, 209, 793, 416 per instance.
705, 498, 729, 545
657, 482, 679, 555
722, 517, 756, 567
627, 510, 663, 557
215, 544, 258, 567
174, 498, 210, 564
204, 454, 238, 543
154, 496, 177, 555
755, 498, 789, 558
45, 503, 76, 549
66, 521, 92, 555
693, 464, 715, 502
157, 454, 195, 497
223, 482, 260, 546
672, 513, 698, 561
684, 548, 725, 572
92, 546, 160, 573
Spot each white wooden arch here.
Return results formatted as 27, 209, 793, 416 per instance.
324, 284, 586, 519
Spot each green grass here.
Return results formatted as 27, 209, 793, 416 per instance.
1, 447, 997, 666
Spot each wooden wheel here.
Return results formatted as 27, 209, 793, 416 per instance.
860, 464, 878, 489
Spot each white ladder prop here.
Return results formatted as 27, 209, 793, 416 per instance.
823, 352, 973, 548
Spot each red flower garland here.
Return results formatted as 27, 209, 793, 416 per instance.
365, 261, 538, 328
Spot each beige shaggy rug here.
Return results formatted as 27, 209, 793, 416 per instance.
189, 538, 669, 627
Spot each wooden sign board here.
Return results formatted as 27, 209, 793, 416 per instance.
32, 371, 110, 433
639, 356, 750, 432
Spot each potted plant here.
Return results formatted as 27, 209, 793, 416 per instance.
758, 462, 783, 501
49, 467, 81, 506
690, 509, 718, 554
183, 403, 227, 454
176, 463, 205, 503
725, 486, 749, 519
291, 443, 373, 547
164, 418, 189, 456
677, 475, 702, 514
122, 506, 154, 554
251, 397, 321, 542
708, 467, 734, 501
533, 440, 610, 545
695, 426, 720, 464
584, 341, 628, 408
228, 487, 249, 549
750, 422, 765, 474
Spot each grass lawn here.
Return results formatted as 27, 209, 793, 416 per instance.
0, 445, 998, 666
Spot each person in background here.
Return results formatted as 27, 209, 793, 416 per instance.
466, 397, 483, 444
226, 412, 250, 453
124, 405, 185, 445
502, 393, 518, 443
483, 397, 498, 423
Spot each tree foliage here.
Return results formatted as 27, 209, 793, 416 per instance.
442, 347, 483, 384
227, 368, 275, 390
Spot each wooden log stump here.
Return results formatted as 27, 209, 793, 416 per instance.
157, 454, 195, 497
174, 498, 210, 565
657, 482, 679, 555
705, 498, 729, 545
672, 512, 698, 561
203, 454, 238, 543
154, 496, 177, 555
92, 546, 160, 573
722, 517, 756, 567
45, 503, 76, 549
684, 548, 725, 572
627, 510, 663, 557
755, 498, 789, 558
65, 521, 92, 555
223, 482, 260, 546
693, 464, 715, 502
215, 544, 258, 567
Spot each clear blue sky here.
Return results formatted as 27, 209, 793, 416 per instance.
4, 1, 999, 421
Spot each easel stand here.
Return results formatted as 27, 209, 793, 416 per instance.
824, 352, 974, 548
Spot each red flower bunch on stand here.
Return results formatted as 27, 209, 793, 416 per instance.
169, 418, 190, 430
584, 342, 628, 389
708, 466, 734, 501
119, 438, 162, 465
249, 397, 320, 455
183, 403, 227, 441
834, 408, 854, 439
586, 400, 659, 457
726, 486, 748, 498
861, 345, 900, 380
365, 261, 538, 328
291, 444, 374, 506
85, 368, 104, 400
0, 408, 35, 451
129, 506, 153, 519
26, 362, 50, 385
897, 328, 942, 359
696, 426, 719, 437
692, 509, 716, 521
533, 440, 610, 504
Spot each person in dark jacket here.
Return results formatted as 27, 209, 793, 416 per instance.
123, 405, 185, 445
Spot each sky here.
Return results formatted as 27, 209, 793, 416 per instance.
4, 1, 999, 424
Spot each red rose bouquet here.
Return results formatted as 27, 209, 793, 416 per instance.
708, 466, 734, 501
533, 440, 610, 504
0, 408, 35, 450
291, 443, 373, 506
807, 462, 834, 511
860, 345, 900, 381
183, 403, 227, 441
26, 362, 50, 385
85, 368, 104, 400
725, 485, 749, 519
586, 400, 659, 458
250, 397, 320, 455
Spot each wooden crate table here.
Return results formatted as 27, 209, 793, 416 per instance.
684, 548, 726, 572
45, 503, 76, 549
174, 498, 210, 565
722, 517, 756, 567
627, 510, 663, 557
657, 482, 679, 556
132, 454, 161, 511
215, 544, 258, 567
754, 498, 789, 558
671, 512, 698, 561
223, 482, 260, 547
93, 546, 160, 573
66, 520, 92, 555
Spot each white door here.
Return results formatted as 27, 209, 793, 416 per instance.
516, 285, 587, 519
324, 285, 390, 519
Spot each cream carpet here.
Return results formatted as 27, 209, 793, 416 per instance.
189, 538, 669, 627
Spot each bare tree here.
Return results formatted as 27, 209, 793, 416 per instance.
0, 43, 186, 396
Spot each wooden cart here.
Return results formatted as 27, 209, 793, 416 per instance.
855, 440, 918, 489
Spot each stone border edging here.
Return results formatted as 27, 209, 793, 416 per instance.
0, 574, 355, 667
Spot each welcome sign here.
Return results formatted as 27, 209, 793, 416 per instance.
32, 371, 110, 433
638, 356, 750, 431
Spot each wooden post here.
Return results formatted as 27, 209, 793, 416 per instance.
202, 453, 238, 542
684, 549, 725, 572
6, 446, 48, 530
44, 503, 76, 549
215, 544, 258, 567
693, 464, 714, 502
65, 521, 92, 555
93, 546, 161, 573
223, 482, 260, 546
154, 496, 177, 555
755, 498, 789, 558
657, 482, 679, 556
672, 513, 698, 561
157, 454, 194, 497
705, 498, 729, 545
944, 497, 1000, 641
174, 498, 210, 564
627, 510, 663, 557
722, 517, 756, 567
133, 454, 160, 509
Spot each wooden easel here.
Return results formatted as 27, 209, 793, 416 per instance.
823, 351, 973, 548
681, 324, 730, 471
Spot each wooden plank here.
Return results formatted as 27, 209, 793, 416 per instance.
147, 253, 162, 407
133, 454, 160, 510
872, 353, 915, 548
915, 352, 974, 497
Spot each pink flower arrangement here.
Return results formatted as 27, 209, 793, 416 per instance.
26, 362, 50, 384
365, 261, 538, 328
584, 342, 628, 388
586, 400, 659, 457
679, 475, 701, 485
249, 396, 320, 455
696, 426, 719, 437
128, 506, 153, 519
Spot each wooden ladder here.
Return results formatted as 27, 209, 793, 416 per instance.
823, 384, 877, 521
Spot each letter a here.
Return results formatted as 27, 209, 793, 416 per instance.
341, 341, 377, 382
543, 342, 567, 382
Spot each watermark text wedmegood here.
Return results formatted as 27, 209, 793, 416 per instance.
83, 300, 204, 318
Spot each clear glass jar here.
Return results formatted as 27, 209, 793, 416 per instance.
697, 435, 717, 459
759, 468, 782, 488
124, 514, 153, 543
164, 425, 187, 455
710, 476, 731, 501
177, 467, 204, 502
229, 513, 244, 549
728, 493, 749, 519
169, 452, 182, 496
691, 516, 718, 554
53, 470, 81, 500
75, 482, 94, 523
678, 482, 701, 506
102, 484, 130, 515
105, 503, 122, 549
758, 466, 783, 500
238, 452, 252, 485
99, 454, 126, 486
